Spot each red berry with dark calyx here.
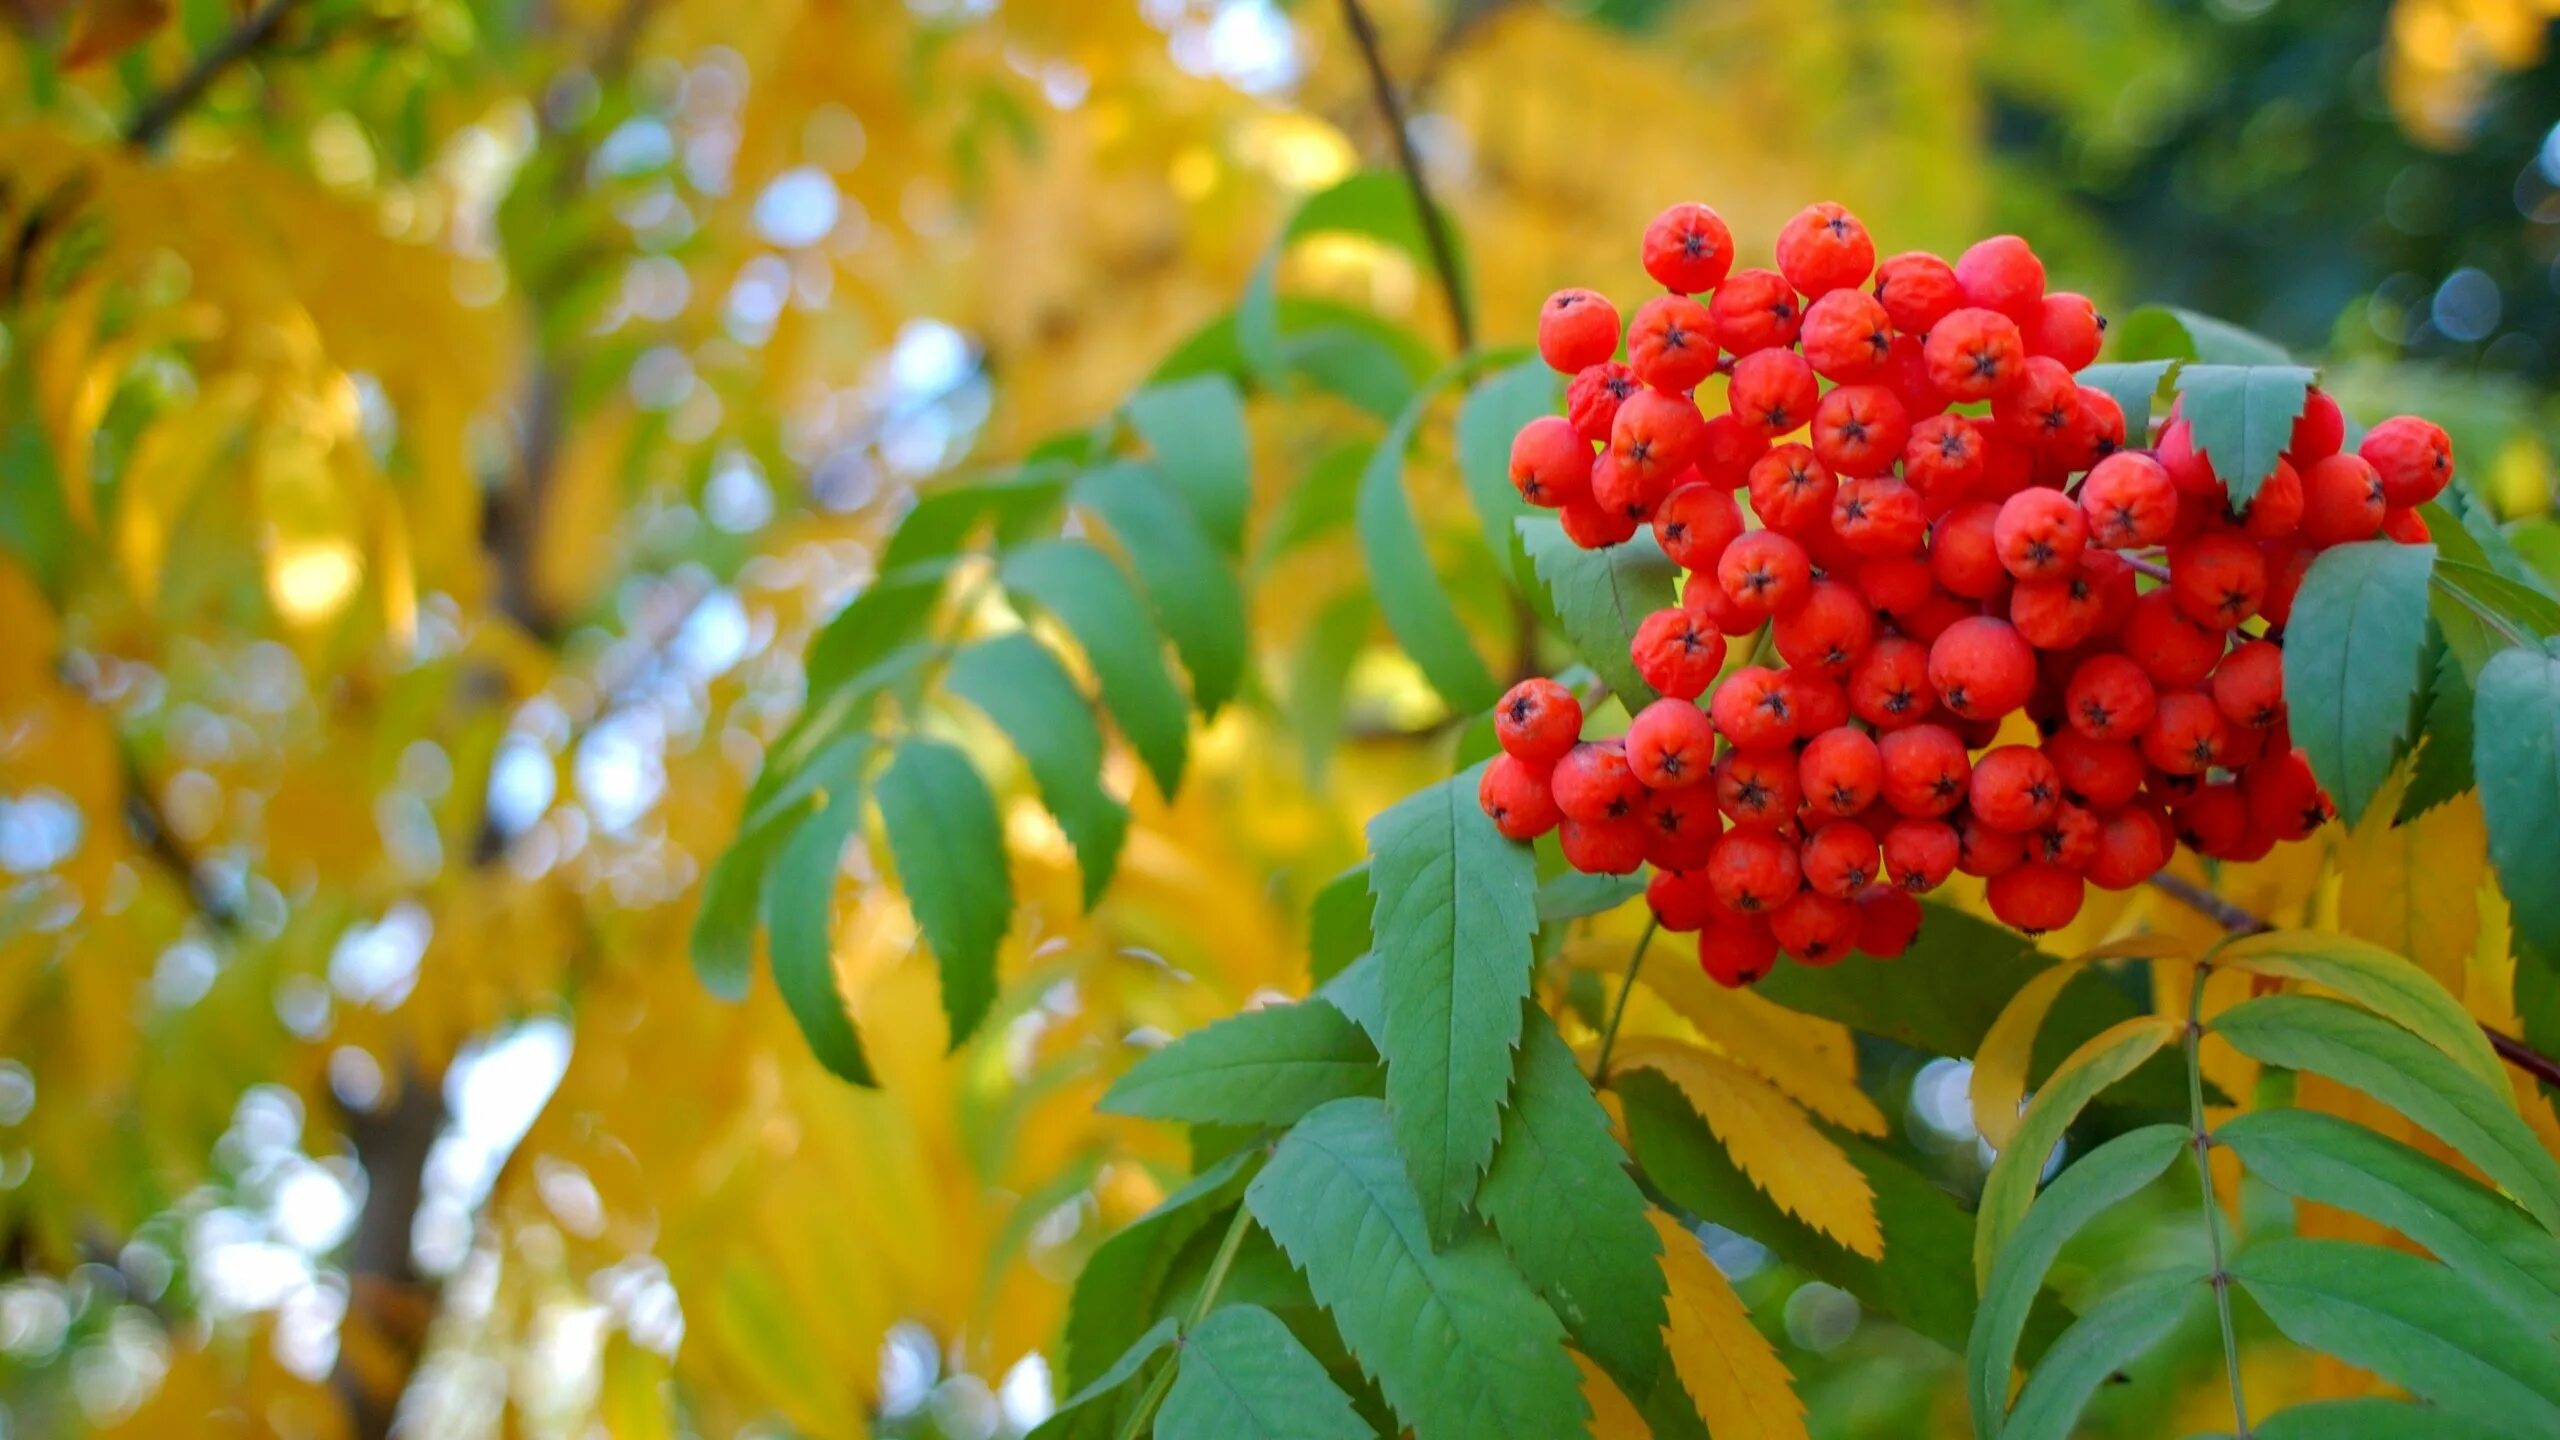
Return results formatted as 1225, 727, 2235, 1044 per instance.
1854, 884, 1923, 958
1987, 862, 2083, 934
1643, 786, 1724, 872
1748, 444, 1837, 535
1801, 288, 1894, 382
1770, 889, 1861, 965
1626, 294, 1720, 393
2080, 452, 2177, 549
1800, 726, 1885, 819
1883, 817, 1960, 891
1495, 677, 1583, 766
1710, 268, 1803, 355
1802, 821, 1882, 900
1698, 914, 1779, 988
1928, 616, 2038, 721
1478, 753, 1563, 840
1561, 815, 1651, 875
1643, 202, 1737, 294
1878, 723, 1972, 818
1729, 348, 1821, 438
2359, 416, 2454, 509
1708, 828, 1803, 914
1773, 581, 1878, 680
1955, 234, 2047, 325
2300, 453, 2387, 548
1553, 740, 1647, 824
1626, 698, 1718, 789
1567, 362, 1639, 445
1539, 288, 1621, 373
1718, 529, 1814, 619
1647, 867, 1725, 933
1923, 307, 2026, 403
1509, 416, 1591, 509
1776, 201, 1876, 298
2028, 292, 2103, 370
1631, 607, 1731, 701
1710, 664, 1801, 750
1714, 747, 1803, 829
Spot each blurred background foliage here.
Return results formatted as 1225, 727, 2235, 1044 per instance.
0, 0, 2553, 1436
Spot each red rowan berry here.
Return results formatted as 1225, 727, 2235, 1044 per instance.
1879, 722, 1972, 818
1643, 786, 1724, 872
1709, 828, 1803, 914
1553, 740, 1646, 824
2260, 541, 2311, 628
1560, 495, 1641, 548
1957, 813, 2031, 878
2043, 727, 2145, 809
1710, 268, 1802, 356
1653, 483, 1745, 571
1782, 668, 1852, 736
1801, 288, 1894, 382
1562, 815, 1650, 875
1593, 445, 1676, 521
1729, 348, 1820, 437
1509, 416, 1591, 509
2080, 452, 2177, 549
1928, 616, 2037, 721
1495, 677, 1584, 766
2061, 387, 2128, 471
2359, 415, 2453, 509
1874, 251, 1962, 334
1883, 817, 1959, 890
1923, 307, 2026, 402
2210, 640, 2285, 730
1773, 582, 1877, 680
2121, 590, 2227, 689
2086, 806, 2172, 890
1696, 412, 1773, 487
2244, 747, 2333, 841
1770, 888, 1860, 964
1883, 333, 1954, 419
1812, 384, 1910, 478
1802, 820, 1881, 900
2168, 531, 2267, 628
2173, 782, 2249, 857
1776, 202, 1876, 298
1714, 746, 1803, 829
1611, 388, 1709, 497
2300, 453, 2386, 548
1747, 444, 1836, 535
1992, 355, 2084, 453
1971, 745, 2062, 832
1479, 753, 1564, 840
1856, 556, 1933, 617
1855, 884, 1923, 957
1832, 476, 1929, 558
2235, 457, 2303, 540
2381, 506, 2431, 544
2028, 291, 2103, 370
1627, 697, 1718, 789
1698, 913, 1778, 988
2217, 719, 2271, 769
1567, 362, 1641, 446
2033, 801, 2101, 871
1977, 431, 2035, 502
1647, 866, 1725, 932
1993, 488, 2088, 581
1987, 862, 2083, 934
2011, 566, 2106, 650
2149, 767, 2206, 807
1718, 530, 1814, 619
1631, 607, 1729, 701
1799, 727, 1884, 819
1710, 664, 1799, 749
2082, 551, 2140, 636
2141, 691, 2229, 776
1851, 636, 1940, 730
1955, 235, 2046, 325
1683, 570, 1761, 635
2285, 388, 2345, 467
1904, 413, 1988, 502
1929, 503, 2008, 600
1626, 294, 1720, 393
1643, 202, 1737, 294
1539, 288, 1621, 373
2156, 419, 2223, 500
1901, 590, 1980, 646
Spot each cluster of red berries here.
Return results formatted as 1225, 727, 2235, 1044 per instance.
1481, 200, 2455, 988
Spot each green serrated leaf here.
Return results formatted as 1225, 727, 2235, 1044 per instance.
2398, 642, 2477, 821
1308, 863, 1374, 986
2218, 1110, 2560, 1333
880, 472, 1067, 570
1284, 589, 1372, 783
1244, 1098, 1587, 1440
2254, 1398, 2480, 1439
1062, 1152, 1254, 1391
1360, 384, 1501, 713
1478, 1010, 1667, 1390
2235, 1239, 2560, 1439
1074, 461, 1248, 715
1101, 1001, 1380, 1125
2077, 359, 2177, 440
1001, 538, 1191, 796
2000, 1267, 2207, 1440
2212, 995, 2560, 1233
1156, 1304, 1369, 1440
1454, 357, 1555, 583
945, 633, 1127, 909
2110, 305, 2294, 366
875, 737, 1010, 1049
2282, 541, 2435, 827
1535, 870, 1646, 924
1315, 952, 1384, 1047
2434, 558, 2560, 642
1369, 766, 1541, 1242
1967, 1125, 2186, 1440
803, 562, 952, 698
2173, 363, 2316, 507
692, 736, 873, 1001
2212, 929, 2507, 1095
1125, 374, 1250, 557
765, 792, 875, 1086
1517, 517, 1680, 707
1974, 1017, 2181, 1289
2476, 640, 2560, 964
1031, 1315, 1181, 1440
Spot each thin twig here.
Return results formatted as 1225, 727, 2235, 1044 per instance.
1336, 0, 1474, 351
2125, 556, 2172, 583
123, 0, 303, 150
1114, 1199, 1257, 1440
1590, 918, 1661, 1083
2185, 961, 2251, 1438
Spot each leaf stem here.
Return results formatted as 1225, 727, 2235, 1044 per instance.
1335, 0, 1474, 351
1590, 916, 1661, 1083
2185, 959, 2251, 1439
1114, 1197, 1257, 1440
124, 0, 303, 150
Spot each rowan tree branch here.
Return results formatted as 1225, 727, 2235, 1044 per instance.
1336, 0, 1474, 352
123, 0, 304, 150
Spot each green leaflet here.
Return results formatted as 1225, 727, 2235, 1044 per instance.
1155, 1304, 1369, 1440
2253, 1399, 2482, 1439
802, 561, 951, 698
1029, 1315, 1180, 1440
1315, 952, 1385, 1048
1535, 870, 1646, 924
879, 471, 1066, 569
1973, 1016, 2181, 1289
2211, 929, 2507, 1096
2234, 1239, 2560, 1439
874, 736, 1011, 1049
2212, 996, 2560, 1234
1477, 1010, 1668, 1394
1099, 1001, 1381, 1126
1000, 537, 1191, 796
2076, 359, 2177, 440
2434, 558, 2560, 643
2172, 363, 2315, 509
2280, 541, 2435, 827
1238, 172, 1472, 382
1453, 357, 1554, 585
1999, 1267, 2207, 1440
1517, 516, 1681, 708
2218, 1109, 2560, 1335
1966, 1124, 2187, 1440
1307, 862, 1374, 987
1367, 765, 1541, 1243
1359, 377, 1502, 712
764, 789, 874, 1086
2475, 640, 2560, 965
1156, 295, 1436, 424
1072, 460, 1248, 715
2397, 641, 2476, 822
2109, 305, 2295, 366
1125, 373, 1251, 557
1283, 589, 1371, 782
944, 632, 1128, 909
1244, 1098, 1587, 1440
1061, 1151, 1255, 1391
691, 735, 873, 1001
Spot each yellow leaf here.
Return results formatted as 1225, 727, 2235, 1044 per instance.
1646, 1210, 1810, 1440
1614, 1036, 1882, 1258
2335, 770, 2485, 995
2212, 929, 2509, 1098
1582, 939, 1883, 1136
114, 375, 258, 604
1972, 933, 2193, 1150
1573, 1350, 1651, 1439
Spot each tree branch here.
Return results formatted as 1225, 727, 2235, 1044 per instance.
123, 0, 303, 151
1335, 0, 1473, 352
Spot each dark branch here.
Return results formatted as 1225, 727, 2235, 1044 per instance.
1336, 0, 1474, 352
123, 0, 303, 151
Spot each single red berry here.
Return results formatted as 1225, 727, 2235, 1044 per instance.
1928, 615, 2038, 721
1850, 635, 1940, 730
1873, 251, 1962, 333
2235, 457, 2303, 540
2260, 541, 2312, 628
1509, 415, 1592, 509
1878, 722, 1972, 818
1883, 817, 1959, 891
2244, 747, 2334, 841
1713, 746, 1803, 829
1772, 581, 1878, 680
1776, 201, 1876, 298
1970, 744, 2063, 832
2140, 691, 2229, 776
1653, 482, 1746, 571
1647, 866, 1726, 932
2300, 452, 2388, 547
1728, 348, 1820, 438
1802, 820, 1882, 900
1611, 388, 1710, 499
2381, 506, 2431, 544
1593, 445, 1676, 522
1856, 555, 1934, 617
1643, 785, 1724, 871
2156, 419, 2224, 500
1923, 307, 2026, 403
1538, 288, 1621, 374
1898, 589, 1977, 646
1698, 913, 1779, 987
1987, 861, 2083, 934
1993, 488, 2088, 581
1801, 288, 1894, 382
1567, 362, 1640, 445
2284, 388, 2346, 467
2210, 639, 2285, 731
2083, 551, 2140, 636
1561, 815, 1650, 875
1696, 412, 1773, 488
2168, 531, 2267, 628
1928, 502, 2009, 601
1903, 413, 1988, 503
1709, 664, 1799, 749
1799, 726, 1884, 819
1684, 570, 1761, 635
2086, 806, 2173, 891
1770, 888, 1860, 964
1495, 676, 1583, 766
2174, 782, 2250, 858
2027, 291, 2103, 370
1708, 828, 1803, 914
1479, 753, 1565, 840
1718, 530, 1814, 619
2217, 719, 2272, 769
1781, 668, 1852, 736
1626, 293, 1720, 393
2359, 415, 2453, 509
1992, 355, 2085, 454
1957, 812, 2032, 878
1559, 495, 1641, 548
1631, 607, 1730, 701
2061, 387, 2128, 471
1811, 384, 1910, 478
1883, 332, 1954, 420
1552, 740, 1646, 823
2043, 727, 2146, 810
2080, 452, 2177, 549
1643, 202, 1736, 294
2121, 590, 2227, 689
1854, 884, 1923, 957
1747, 444, 1836, 535
1954, 235, 2046, 325
2009, 565, 2106, 650
2034, 801, 2101, 870
1832, 476, 1929, 558
1627, 697, 1718, 789
1709, 267, 1802, 356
